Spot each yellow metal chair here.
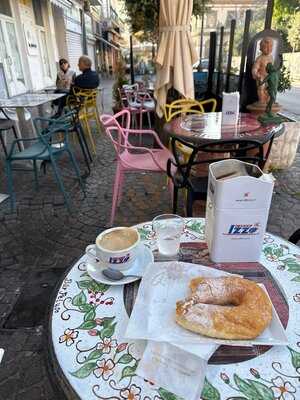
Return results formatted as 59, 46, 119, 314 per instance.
163, 98, 217, 123
163, 98, 217, 162
68, 87, 101, 154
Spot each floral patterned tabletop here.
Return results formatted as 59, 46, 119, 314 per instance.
50, 218, 300, 400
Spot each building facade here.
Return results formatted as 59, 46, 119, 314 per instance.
0, 0, 125, 98
0, 0, 58, 96
191, 0, 268, 62
100, 0, 125, 74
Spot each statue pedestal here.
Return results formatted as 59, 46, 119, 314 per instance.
247, 102, 282, 117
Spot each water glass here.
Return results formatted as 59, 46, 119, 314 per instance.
153, 214, 184, 256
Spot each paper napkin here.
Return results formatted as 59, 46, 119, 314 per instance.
125, 261, 240, 356
137, 341, 207, 400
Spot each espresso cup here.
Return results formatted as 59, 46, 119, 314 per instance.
85, 227, 140, 271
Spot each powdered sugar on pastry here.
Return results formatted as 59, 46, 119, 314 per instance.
176, 276, 272, 340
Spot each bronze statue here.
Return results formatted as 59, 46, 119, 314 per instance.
259, 63, 278, 114
252, 37, 274, 105
258, 62, 283, 125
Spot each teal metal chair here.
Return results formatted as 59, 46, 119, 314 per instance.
5, 116, 86, 212
34, 110, 93, 175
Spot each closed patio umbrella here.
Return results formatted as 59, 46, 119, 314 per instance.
154, 0, 198, 117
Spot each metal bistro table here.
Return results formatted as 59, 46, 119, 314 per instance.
164, 112, 284, 145
49, 218, 300, 400
0, 92, 66, 140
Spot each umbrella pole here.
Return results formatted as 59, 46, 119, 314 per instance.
130, 35, 135, 84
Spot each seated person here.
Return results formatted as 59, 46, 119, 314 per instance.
74, 55, 99, 89
57, 58, 76, 92
53, 58, 76, 117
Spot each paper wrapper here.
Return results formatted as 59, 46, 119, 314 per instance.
125, 261, 234, 358
137, 341, 207, 400
125, 262, 288, 349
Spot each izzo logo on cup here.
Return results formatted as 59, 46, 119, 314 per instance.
109, 253, 130, 264
224, 223, 260, 236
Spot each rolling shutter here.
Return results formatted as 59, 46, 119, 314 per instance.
66, 30, 83, 71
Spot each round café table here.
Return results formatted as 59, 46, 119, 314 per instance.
49, 218, 300, 400
164, 112, 284, 145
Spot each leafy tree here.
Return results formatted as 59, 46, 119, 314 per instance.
287, 12, 300, 52
233, 8, 265, 56
278, 64, 291, 93
124, 0, 211, 43
273, 0, 300, 51
273, 0, 299, 26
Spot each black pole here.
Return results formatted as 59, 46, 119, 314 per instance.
81, 9, 87, 54
225, 19, 236, 92
130, 35, 134, 84
265, 0, 274, 30
238, 10, 252, 94
199, 13, 204, 70
216, 26, 224, 96
207, 31, 217, 95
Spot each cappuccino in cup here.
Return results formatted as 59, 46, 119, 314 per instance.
97, 228, 138, 251
86, 227, 140, 271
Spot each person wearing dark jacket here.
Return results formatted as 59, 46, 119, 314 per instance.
74, 56, 99, 89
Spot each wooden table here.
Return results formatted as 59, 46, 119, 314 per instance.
164, 112, 284, 145
48, 218, 300, 400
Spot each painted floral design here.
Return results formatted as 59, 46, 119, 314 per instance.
53, 221, 300, 400
264, 234, 275, 244
120, 384, 141, 400
263, 241, 300, 281
59, 328, 78, 346
93, 359, 115, 380
293, 294, 300, 303
96, 337, 117, 354
271, 377, 296, 400
88, 290, 103, 305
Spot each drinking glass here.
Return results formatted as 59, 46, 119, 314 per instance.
152, 214, 184, 256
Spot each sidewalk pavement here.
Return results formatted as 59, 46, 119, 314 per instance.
0, 79, 299, 399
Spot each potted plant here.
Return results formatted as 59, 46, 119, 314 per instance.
278, 64, 292, 93
112, 57, 128, 113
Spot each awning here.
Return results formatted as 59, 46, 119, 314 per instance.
90, 0, 101, 5
50, 0, 72, 8
99, 37, 120, 51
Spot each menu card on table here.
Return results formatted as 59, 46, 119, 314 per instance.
222, 91, 240, 125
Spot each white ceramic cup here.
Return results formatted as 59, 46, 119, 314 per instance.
85, 227, 140, 271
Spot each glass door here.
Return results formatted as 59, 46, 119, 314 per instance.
38, 29, 52, 86
0, 18, 26, 96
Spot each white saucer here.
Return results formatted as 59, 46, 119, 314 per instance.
86, 244, 154, 286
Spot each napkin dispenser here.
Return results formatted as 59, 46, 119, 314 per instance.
205, 159, 274, 262
222, 91, 240, 125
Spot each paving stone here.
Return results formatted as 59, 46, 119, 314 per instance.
16, 386, 44, 400
0, 79, 299, 398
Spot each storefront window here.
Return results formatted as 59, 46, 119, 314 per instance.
0, 23, 12, 84
85, 14, 93, 35
32, 0, 44, 26
65, 6, 81, 22
0, 0, 12, 17
5, 21, 24, 83
40, 30, 51, 78
0, 25, 7, 62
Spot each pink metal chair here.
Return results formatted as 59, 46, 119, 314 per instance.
123, 88, 154, 130
100, 109, 173, 226
136, 91, 155, 129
